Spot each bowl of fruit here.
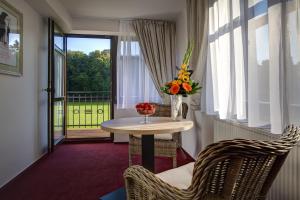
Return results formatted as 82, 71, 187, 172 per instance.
135, 103, 156, 123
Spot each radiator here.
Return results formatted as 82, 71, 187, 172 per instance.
214, 119, 300, 200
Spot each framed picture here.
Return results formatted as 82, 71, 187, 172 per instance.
0, 0, 23, 76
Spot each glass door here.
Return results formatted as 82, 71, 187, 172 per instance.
48, 19, 66, 151
65, 35, 115, 139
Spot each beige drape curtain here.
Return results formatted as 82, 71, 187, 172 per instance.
132, 20, 176, 103
186, 0, 209, 110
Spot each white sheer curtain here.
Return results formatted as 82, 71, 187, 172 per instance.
206, 0, 300, 134
206, 0, 247, 120
117, 21, 161, 109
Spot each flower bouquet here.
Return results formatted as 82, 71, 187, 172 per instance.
160, 42, 201, 96
160, 42, 201, 120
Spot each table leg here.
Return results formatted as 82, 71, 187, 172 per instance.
141, 135, 154, 172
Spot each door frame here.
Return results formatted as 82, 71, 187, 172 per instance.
48, 19, 67, 152
65, 34, 117, 140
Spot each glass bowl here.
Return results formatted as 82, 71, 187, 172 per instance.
136, 103, 156, 124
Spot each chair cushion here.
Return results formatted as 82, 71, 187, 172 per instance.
155, 162, 194, 190
133, 133, 173, 140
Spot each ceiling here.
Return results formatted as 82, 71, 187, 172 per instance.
59, 0, 185, 21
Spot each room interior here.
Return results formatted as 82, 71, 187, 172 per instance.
0, 0, 299, 199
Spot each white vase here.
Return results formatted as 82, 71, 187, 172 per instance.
170, 95, 182, 121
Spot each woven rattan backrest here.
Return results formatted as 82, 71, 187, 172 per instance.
152, 103, 188, 119
189, 125, 300, 200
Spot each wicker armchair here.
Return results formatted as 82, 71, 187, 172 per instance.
129, 103, 188, 168
124, 125, 300, 200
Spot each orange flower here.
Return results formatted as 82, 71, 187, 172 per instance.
170, 84, 180, 95
182, 83, 192, 92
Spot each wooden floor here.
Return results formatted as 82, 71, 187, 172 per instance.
66, 128, 110, 139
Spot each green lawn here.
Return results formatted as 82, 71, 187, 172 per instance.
54, 101, 111, 130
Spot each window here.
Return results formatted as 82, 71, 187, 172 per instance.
248, 0, 270, 127
116, 21, 161, 109
205, 0, 300, 133
206, 0, 247, 120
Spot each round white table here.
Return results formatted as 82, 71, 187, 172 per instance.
101, 117, 193, 171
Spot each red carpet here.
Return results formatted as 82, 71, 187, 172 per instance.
0, 142, 194, 200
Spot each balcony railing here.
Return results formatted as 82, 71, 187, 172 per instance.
67, 91, 111, 128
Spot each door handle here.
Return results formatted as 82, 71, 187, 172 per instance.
43, 88, 53, 93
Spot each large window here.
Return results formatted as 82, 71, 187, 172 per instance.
205, 0, 300, 133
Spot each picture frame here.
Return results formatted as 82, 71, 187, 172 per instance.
0, 0, 23, 76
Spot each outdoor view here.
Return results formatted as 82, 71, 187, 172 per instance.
66, 37, 111, 138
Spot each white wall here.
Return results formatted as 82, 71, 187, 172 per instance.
26, 0, 72, 32
46, 0, 72, 31
0, 0, 48, 188
71, 18, 120, 36
175, 7, 214, 158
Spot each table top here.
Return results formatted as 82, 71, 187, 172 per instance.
101, 117, 194, 135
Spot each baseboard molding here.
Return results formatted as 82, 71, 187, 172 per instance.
113, 141, 128, 144
64, 137, 113, 144
0, 152, 48, 191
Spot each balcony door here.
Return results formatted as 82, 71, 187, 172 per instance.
65, 35, 116, 139
48, 19, 66, 151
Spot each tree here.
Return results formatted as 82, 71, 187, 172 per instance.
67, 49, 111, 91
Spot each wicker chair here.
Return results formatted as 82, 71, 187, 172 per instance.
124, 125, 300, 200
129, 103, 188, 168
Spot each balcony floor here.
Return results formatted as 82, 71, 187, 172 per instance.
66, 128, 110, 139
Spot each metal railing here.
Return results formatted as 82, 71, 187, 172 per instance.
67, 91, 111, 128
